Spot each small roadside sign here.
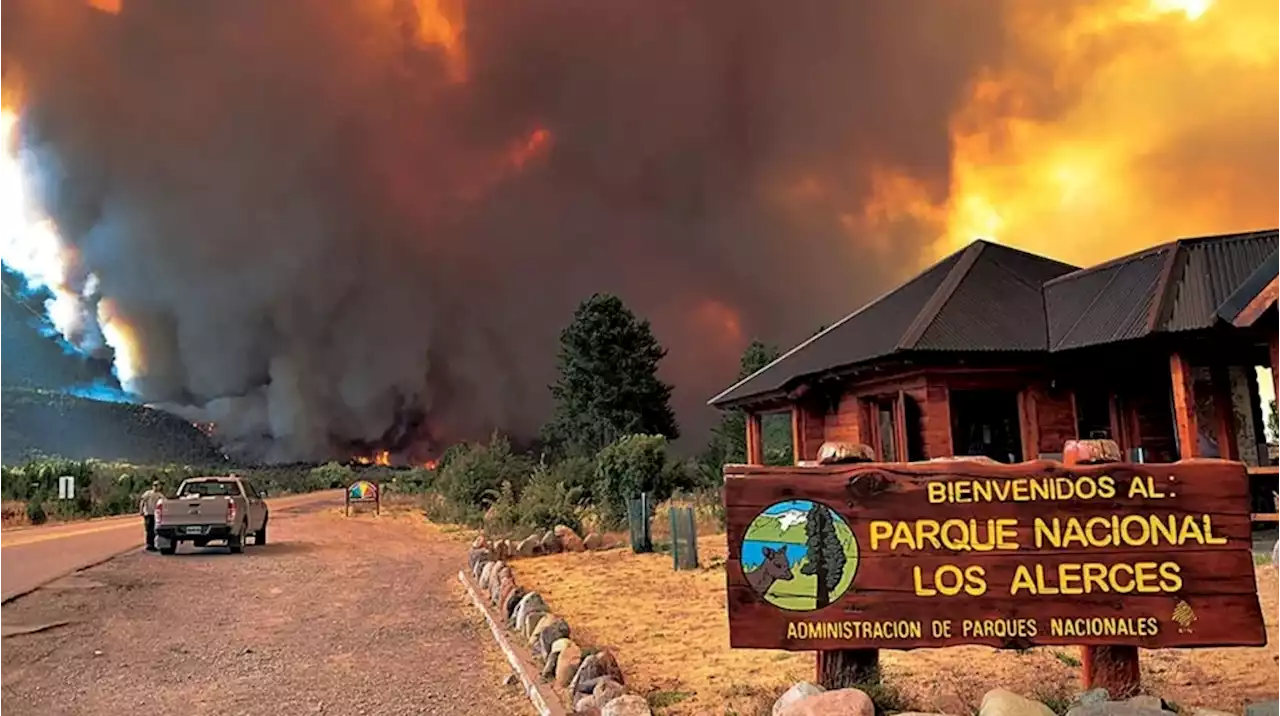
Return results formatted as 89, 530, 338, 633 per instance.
57, 475, 75, 500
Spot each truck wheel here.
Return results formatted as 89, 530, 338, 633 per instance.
228, 530, 245, 554
255, 523, 268, 546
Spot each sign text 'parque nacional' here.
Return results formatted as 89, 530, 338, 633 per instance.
724, 459, 1266, 651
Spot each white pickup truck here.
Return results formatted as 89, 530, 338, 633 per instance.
154, 476, 269, 555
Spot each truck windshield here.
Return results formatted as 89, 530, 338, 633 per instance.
180, 481, 241, 497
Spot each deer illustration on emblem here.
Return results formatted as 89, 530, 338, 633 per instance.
745, 545, 795, 596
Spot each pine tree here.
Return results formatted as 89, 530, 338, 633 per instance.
801, 503, 846, 608
705, 340, 781, 466
542, 294, 678, 458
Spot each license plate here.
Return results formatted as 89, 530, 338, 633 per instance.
182, 526, 204, 535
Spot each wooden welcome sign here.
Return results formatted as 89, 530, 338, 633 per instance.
724, 459, 1266, 651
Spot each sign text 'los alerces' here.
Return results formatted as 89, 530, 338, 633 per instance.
724, 460, 1266, 651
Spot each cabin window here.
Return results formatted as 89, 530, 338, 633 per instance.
950, 389, 1023, 464
1075, 389, 1113, 441
875, 400, 896, 461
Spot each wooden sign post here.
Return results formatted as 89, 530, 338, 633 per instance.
345, 480, 380, 516
723, 457, 1266, 682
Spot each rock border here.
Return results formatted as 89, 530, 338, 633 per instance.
468, 529, 648, 716
457, 569, 567, 716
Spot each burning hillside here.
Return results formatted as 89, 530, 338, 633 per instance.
1, 0, 1275, 462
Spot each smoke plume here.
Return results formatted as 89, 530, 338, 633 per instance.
1, 0, 1002, 459
2, 0, 1274, 461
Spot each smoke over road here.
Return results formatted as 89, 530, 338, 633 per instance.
2, 0, 1275, 461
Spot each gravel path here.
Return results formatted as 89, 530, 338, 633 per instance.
1, 507, 531, 716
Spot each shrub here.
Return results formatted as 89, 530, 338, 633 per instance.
546, 456, 596, 505
310, 462, 354, 490
26, 492, 47, 524
594, 434, 669, 527
434, 433, 534, 511
517, 466, 585, 534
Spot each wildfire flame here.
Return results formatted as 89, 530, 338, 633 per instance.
410, 0, 467, 83
86, 0, 122, 14
421, 459, 439, 470
0, 106, 146, 392
862, 0, 1277, 264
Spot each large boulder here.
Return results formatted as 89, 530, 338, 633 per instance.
554, 525, 585, 552
516, 534, 540, 558
576, 679, 629, 712
1246, 703, 1280, 716
569, 650, 625, 695
541, 649, 559, 678
495, 576, 517, 607
773, 682, 827, 715
503, 587, 525, 620
981, 689, 1056, 716
554, 641, 583, 687
583, 532, 604, 551
602, 694, 652, 716
540, 530, 562, 554
531, 616, 571, 659
513, 592, 547, 630
1066, 695, 1176, 716
467, 547, 492, 572
521, 610, 549, 640
483, 561, 507, 592
776, 688, 874, 716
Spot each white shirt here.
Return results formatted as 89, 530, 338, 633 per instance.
139, 489, 162, 517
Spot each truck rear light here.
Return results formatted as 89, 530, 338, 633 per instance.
155, 501, 163, 520
227, 497, 237, 523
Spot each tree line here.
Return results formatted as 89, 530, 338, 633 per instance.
408, 292, 799, 537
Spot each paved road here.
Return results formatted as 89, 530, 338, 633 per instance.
0, 490, 342, 602
2, 505, 529, 715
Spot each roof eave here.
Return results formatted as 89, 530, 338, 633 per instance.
1214, 248, 1279, 327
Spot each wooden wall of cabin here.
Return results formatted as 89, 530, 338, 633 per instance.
1021, 383, 1077, 458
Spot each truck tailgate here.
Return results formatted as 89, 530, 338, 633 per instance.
157, 497, 231, 527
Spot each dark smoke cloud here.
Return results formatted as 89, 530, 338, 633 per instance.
2, 0, 1008, 461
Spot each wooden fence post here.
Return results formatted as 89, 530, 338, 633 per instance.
1064, 439, 1141, 698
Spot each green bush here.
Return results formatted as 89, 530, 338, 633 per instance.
1, 458, 330, 522
517, 466, 585, 533
594, 434, 669, 527
434, 433, 534, 511
310, 462, 354, 489
26, 492, 47, 524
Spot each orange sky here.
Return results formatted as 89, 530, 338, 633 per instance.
867, 0, 1278, 268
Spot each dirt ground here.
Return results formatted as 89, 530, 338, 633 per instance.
1, 507, 531, 716
514, 533, 1280, 716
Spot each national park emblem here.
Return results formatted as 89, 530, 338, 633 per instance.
741, 500, 860, 611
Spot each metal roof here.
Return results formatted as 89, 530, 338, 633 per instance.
708, 241, 1076, 407
710, 229, 1279, 409
1045, 229, 1278, 349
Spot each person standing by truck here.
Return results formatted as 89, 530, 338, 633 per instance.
139, 481, 163, 551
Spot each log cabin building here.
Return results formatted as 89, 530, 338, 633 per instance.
710, 229, 1280, 518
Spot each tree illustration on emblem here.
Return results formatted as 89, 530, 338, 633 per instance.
802, 503, 846, 608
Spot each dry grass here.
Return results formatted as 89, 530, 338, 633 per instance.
514, 532, 1280, 716
2, 501, 31, 528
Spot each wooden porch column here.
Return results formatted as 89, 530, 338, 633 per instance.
1065, 439, 1141, 698
1270, 333, 1279, 408
1169, 353, 1201, 460
791, 407, 802, 465
745, 411, 764, 465
1209, 364, 1239, 461
1018, 388, 1041, 462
